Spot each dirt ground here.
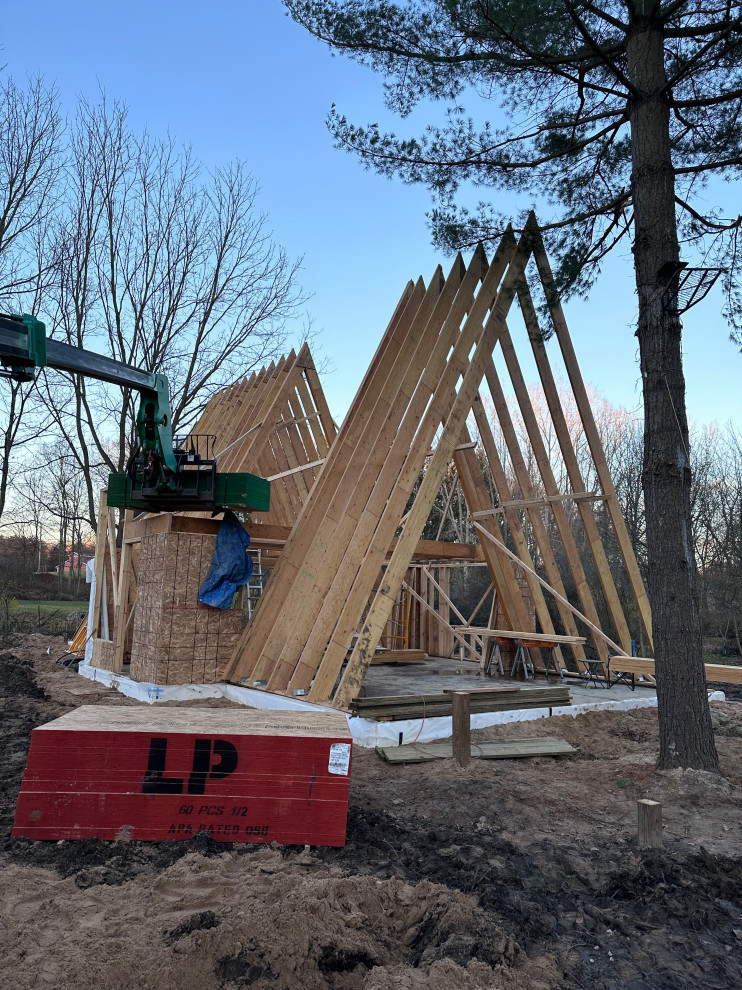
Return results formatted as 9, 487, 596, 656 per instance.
2, 635, 742, 990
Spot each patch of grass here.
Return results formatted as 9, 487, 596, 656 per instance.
13, 599, 88, 615
0, 596, 89, 638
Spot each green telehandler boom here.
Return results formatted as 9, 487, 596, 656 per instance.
0, 312, 270, 515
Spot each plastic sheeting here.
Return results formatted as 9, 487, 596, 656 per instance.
77, 663, 716, 749
198, 511, 253, 609
84, 558, 107, 664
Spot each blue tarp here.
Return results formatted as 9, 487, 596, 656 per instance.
198, 512, 253, 609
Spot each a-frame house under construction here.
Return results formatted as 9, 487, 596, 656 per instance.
87, 215, 653, 709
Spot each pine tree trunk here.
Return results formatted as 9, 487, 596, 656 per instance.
627, 18, 718, 770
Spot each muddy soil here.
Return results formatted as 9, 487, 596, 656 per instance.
1, 635, 742, 990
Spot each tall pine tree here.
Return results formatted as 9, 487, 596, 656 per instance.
287, 0, 742, 770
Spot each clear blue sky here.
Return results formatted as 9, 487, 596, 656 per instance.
2, 0, 740, 431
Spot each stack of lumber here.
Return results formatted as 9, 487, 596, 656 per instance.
350, 685, 571, 721
128, 532, 243, 685
13, 706, 353, 846
376, 736, 576, 763
369, 650, 427, 664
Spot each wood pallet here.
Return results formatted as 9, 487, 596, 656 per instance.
13, 706, 352, 846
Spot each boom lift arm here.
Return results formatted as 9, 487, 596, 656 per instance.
0, 312, 270, 514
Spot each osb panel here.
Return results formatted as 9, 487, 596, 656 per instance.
90, 638, 116, 672
129, 532, 244, 686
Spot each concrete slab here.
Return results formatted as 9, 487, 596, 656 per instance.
360, 656, 654, 706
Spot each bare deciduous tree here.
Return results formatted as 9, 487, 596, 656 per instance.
0, 76, 63, 522
21, 93, 306, 529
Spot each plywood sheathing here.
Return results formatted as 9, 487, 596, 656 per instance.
223, 216, 652, 707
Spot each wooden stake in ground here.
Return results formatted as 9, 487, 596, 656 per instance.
637, 799, 663, 849
450, 691, 472, 767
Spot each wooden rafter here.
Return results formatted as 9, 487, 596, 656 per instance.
93, 215, 651, 707
221, 215, 650, 707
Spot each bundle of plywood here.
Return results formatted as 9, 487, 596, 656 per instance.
129, 532, 243, 685
13, 706, 353, 846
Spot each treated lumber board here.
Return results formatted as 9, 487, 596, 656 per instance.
351, 696, 572, 717
529, 219, 653, 648
351, 693, 572, 721
351, 687, 570, 712
377, 737, 576, 763
451, 691, 471, 766
352, 688, 524, 708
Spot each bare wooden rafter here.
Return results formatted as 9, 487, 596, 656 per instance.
90, 215, 652, 705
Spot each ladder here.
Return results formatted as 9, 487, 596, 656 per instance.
246, 549, 265, 619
